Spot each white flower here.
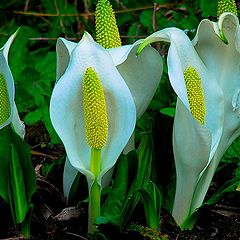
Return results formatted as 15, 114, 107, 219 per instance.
0, 29, 25, 138
137, 12, 240, 228
56, 32, 163, 198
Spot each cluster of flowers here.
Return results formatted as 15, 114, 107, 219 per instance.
1, 0, 239, 235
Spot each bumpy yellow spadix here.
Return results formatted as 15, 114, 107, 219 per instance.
0, 74, 10, 125
95, 0, 122, 48
184, 67, 206, 125
218, 0, 237, 18
83, 67, 108, 149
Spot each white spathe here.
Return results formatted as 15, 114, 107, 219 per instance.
50, 32, 137, 192
138, 12, 240, 228
0, 29, 25, 139
56, 32, 163, 198
190, 12, 240, 215
57, 35, 163, 119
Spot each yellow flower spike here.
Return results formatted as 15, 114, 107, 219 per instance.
184, 67, 206, 125
95, 0, 122, 48
217, 0, 238, 44
217, 0, 237, 18
0, 74, 10, 125
83, 67, 108, 149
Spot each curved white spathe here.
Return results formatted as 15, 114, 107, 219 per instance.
190, 12, 240, 214
137, 17, 240, 226
56, 38, 76, 81
0, 29, 25, 138
50, 32, 136, 189
58, 32, 163, 197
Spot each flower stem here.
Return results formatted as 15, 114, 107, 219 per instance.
88, 148, 101, 234
21, 219, 30, 239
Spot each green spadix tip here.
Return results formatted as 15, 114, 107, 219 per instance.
219, 29, 229, 44
217, 0, 238, 18
136, 41, 149, 57
95, 0, 121, 48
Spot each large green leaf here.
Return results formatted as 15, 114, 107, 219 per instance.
0, 124, 36, 229
119, 134, 153, 228
205, 178, 240, 206
100, 155, 129, 225
199, 0, 217, 17
10, 127, 36, 206
9, 141, 28, 223
0, 126, 12, 202
137, 181, 162, 229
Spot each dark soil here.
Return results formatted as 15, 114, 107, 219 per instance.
0, 124, 239, 240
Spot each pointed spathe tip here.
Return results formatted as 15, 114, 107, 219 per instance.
82, 31, 92, 39
9, 27, 21, 43
219, 29, 229, 44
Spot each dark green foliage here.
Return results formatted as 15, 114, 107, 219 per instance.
0, 125, 36, 237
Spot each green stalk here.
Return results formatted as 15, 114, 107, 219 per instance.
21, 219, 30, 239
88, 148, 101, 234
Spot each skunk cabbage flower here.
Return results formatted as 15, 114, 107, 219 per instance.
189, 11, 240, 217
50, 32, 161, 233
50, 32, 137, 190
0, 30, 25, 138
137, 12, 240, 228
59, 0, 162, 201
58, 38, 162, 198
0, 31, 36, 239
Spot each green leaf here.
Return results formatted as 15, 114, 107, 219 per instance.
199, 0, 217, 17
8, 126, 36, 224
101, 155, 129, 225
24, 95, 60, 144
10, 127, 36, 205
181, 178, 240, 230
223, 136, 240, 163
0, 125, 36, 228
137, 187, 159, 229
180, 210, 199, 230
0, 126, 12, 202
42, 155, 65, 178
9, 140, 28, 223
145, 181, 163, 219
205, 178, 240, 206
24, 108, 42, 125
140, 10, 153, 32
119, 134, 153, 228
160, 107, 175, 117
